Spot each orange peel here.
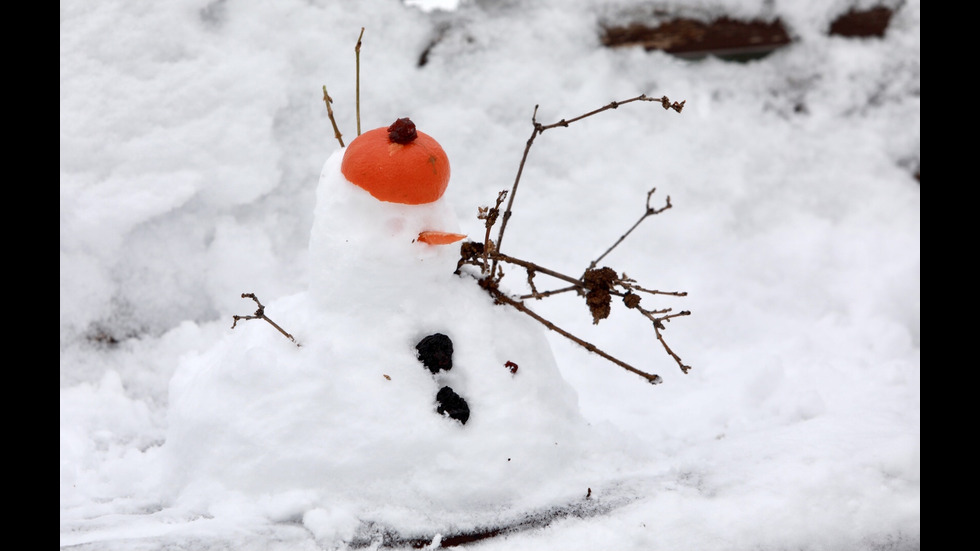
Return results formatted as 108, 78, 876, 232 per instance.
417, 231, 467, 245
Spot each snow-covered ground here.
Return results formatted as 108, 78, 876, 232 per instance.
61, 0, 920, 549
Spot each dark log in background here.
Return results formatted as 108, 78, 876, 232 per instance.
599, 5, 895, 60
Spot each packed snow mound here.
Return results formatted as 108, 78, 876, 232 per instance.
163, 148, 603, 536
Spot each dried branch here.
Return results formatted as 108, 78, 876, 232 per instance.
458, 94, 691, 384
479, 190, 508, 272
491, 289, 663, 384
232, 293, 300, 347
492, 94, 685, 275
649, 311, 691, 373
321, 28, 366, 146
617, 273, 688, 297
493, 252, 583, 288
519, 284, 577, 301
473, 252, 687, 301
321, 86, 344, 147
540, 94, 685, 132
526, 267, 539, 297
490, 105, 540, 273
355, 27, 365, 136
588, 188, 672, 271
457, 244, 690, 380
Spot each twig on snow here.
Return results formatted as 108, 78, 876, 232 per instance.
232, 293, 300, 347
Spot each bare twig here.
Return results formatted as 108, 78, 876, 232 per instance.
526, 267, 540, 296
519, 284, 578, 300
355, 27, 365, 136
540, 95, 684, 131
232, 293, 300, 347
478, 190, 508, 272
491, 105, 540, 273
485, 252, 688, 300
458, 244, 691, 377
645, 309, 692, 373
493, 252, 583, 288
492, 289, 663, 384
322, 86, 344, 147
456, 93, 691, 382
621, 281, 688, 297
589, 188, 673, 270
492, 94, 684, 276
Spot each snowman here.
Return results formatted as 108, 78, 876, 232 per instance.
309, 117, 473, 421
162, 117, 606, 540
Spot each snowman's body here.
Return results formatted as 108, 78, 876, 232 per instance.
164, 145, 602, 536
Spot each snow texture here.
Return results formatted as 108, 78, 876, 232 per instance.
61, 0, 919, 549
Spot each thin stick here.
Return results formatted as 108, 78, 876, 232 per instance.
494, 252, 687, 298
355, 27, 365, 136
461, 94, 691, 381
232, 293, 300, 347
519, 285, 578, 300
630, 304, 691, 373
480, 190, 508, 272
589, 188, 672, 270
646, 310, 692, 373
622, 282, 688, 297
491, 109, 540, 275
539, 94, 685, 132
492, 290, 663, 384
494, 251, 583, 288
322, 86, 344, 147
492, 95, 684, 276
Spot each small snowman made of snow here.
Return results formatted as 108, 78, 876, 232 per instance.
311, 118, 471, 420
163, 117, 598, 536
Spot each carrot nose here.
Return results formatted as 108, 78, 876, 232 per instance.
417, 231, 467, 245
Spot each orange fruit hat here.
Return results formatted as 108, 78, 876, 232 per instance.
341, 118, 451, 205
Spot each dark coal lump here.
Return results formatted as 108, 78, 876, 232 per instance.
416, 333, 454, 374
436, 386, 470, 424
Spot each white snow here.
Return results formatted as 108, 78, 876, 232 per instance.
61, 0, 919, 549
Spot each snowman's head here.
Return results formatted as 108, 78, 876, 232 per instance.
308, 120, 466, 306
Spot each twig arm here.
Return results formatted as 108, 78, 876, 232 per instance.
539, 94, 685, 132
590, 188, 672, 270
459, 93, 692, 382
232, 293, 300, 347
492, 113, 541, 273
492, 290, 663, 384
646, 309, 692, 373
493, 95, 684, 273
